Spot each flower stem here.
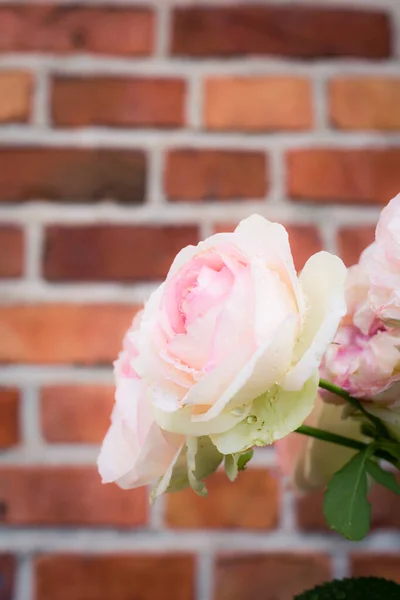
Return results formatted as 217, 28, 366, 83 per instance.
295, 424, 366, 452
295, 425, 398, 466
318, 378, 389, 438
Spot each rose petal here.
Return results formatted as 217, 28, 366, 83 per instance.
211, 372, 319, 454
283, 252, 347, 391
234, 214, 305, 316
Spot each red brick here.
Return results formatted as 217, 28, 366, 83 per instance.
44, 225, 199, 282
296, 490, 330, 532
287, 149, 400, 204
172, 7, 390, 58
286, 225, 323, 271
205, 78, 312, 131
351, 554, 400, 583
165, 468, 279, 530
0, 304, 137, 365
215, 223, 322, 272
0, 467, 147, 526
0, 148, 146, 203
337, 226, 375, 266
0, 72, 32, 122
0, 555, 15, 600
165, 150, 268, 200
330, 78, 400, 130
214, 553, 331, 600
0, 226, 24, 278
366, 476, 400, 530
41, 385, 114, 443
52, 77, 186, 128
0, 6, 154, 55
35, 554, 195, 600
0, 389, 19, 449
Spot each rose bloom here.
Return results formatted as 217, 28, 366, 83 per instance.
276, 397, 364, 493
98, 215, 346, 494
322, 249, 400, 436
366, 193, 400, 326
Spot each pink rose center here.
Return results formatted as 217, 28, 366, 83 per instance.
165, 246, 248, 336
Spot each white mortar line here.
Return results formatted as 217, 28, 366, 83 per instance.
279, 484, 297, 533
146, 147, 165, 206
187, 74, 203, 130
0, 202, 383, 227
3, 56, 400, 76
24, 222, 44, 282
0, 366, 114, 386
313, 76, 329, 132
268, 146, 286, 206
32, 67, 51, 128
149, 495, 165, 531
0, 444, 100, 465
155, 2, 172, 58
1, 127, 400, 148
0, 281, 158, 303
0, 528, 399, 553
20, 385, 43, 447
331, 552, 350, 580
196, 552, 214, 600
319, 220, 339, 255
14, 554, 34, 600
199, 221, 215, 239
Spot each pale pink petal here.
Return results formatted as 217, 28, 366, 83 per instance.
234, 214, 305, 316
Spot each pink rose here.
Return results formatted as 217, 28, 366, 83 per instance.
367, 193, 400, 325
322, 256, 400, 428
98, 215, 346, 494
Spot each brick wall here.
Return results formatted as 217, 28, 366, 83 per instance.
1, 1, 400, 599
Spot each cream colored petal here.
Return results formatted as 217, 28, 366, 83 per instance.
283, 252, 347, 392
234, 214, 305, 316
153, 402, 250, 437
187, 316, 297, 425
211, 372, 319, 455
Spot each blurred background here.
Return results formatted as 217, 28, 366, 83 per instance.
0, 0, 400, 599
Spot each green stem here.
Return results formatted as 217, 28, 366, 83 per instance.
296, 425, 366, 452
295, 425, 398, 466
319, 378, 389, 438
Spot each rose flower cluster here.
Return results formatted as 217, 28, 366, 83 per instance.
98, 196, 400, 529
98, 215, 346, 496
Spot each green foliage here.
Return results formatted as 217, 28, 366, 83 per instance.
366, 460, 400, 495
294, 577, 400, 599
237, 448, 254, 471
324, 448, 372, 540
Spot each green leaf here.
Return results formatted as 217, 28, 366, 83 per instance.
376, 440, 400, 464
323, 448, 372, 541
237, 448, 254, 471
366, 460, 400, 495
